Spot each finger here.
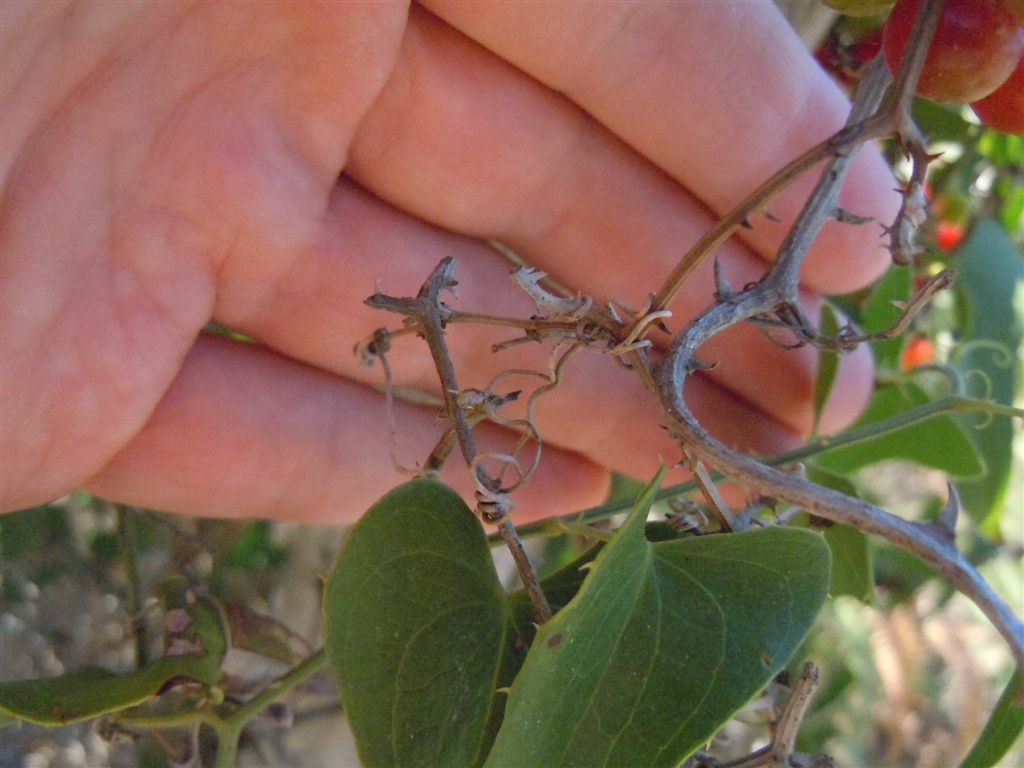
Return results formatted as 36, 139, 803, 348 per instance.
340, 8, 872, 432
84, 334, 611, 524
214, 178, 857, 485
417, 0, 900, 295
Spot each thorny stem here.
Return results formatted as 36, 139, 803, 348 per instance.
366, 258, 552, 624
771, 663, 821, 763
500, 393, 1023, 545
881, 0, 945, 126
649, 74, 890, 315
770, 56, 891, 296
703, 662, 828, 768
368, 259, 481, 466
651, 0, 944, 316
655, 0, 1024, 672
661, 363, 1024, 671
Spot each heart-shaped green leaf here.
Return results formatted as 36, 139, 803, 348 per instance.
484, 472, 831, 768
323, 479, 510, 768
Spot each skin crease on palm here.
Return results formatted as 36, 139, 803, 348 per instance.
0, 2, 901, 524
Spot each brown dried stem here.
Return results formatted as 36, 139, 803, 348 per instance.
366, 258, 552, 624
700, 662, 830, 768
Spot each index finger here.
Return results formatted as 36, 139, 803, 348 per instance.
421, 0, 900, 295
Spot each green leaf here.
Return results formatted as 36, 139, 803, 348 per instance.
953, 220, 1024, 531
873, 541, 938, 604
823, 525, 873, 603
812, 303, 842, 436
804, 468, 874, 603
912, 98, 972, 143
861, 266, 912, 370
814, 382, 984, 477
510, 543, 600, 641
0, 504, 71, 559
323, 479, 510, 768
0, 585, 226, 727
509, 522, 686, 642
959, 670, 1024, 768
996, 176, 1024, 234
0, 655, 220, 727
485, 471, 830, 768
604, 473, 648, 505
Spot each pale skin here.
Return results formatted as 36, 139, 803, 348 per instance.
1, 2, 900, 523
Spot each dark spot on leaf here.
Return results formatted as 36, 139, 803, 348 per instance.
547, 634, 563, 648
761, 654, 774, 668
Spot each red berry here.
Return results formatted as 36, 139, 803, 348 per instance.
972, 54, 1024, 134
935, 221, 965, 252
883, 0, 1024, 103
849, 36, 883, 64
901, 337, 935, 370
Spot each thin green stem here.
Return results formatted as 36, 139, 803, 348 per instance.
499, 395, 1021, 543
554, 520, 615, 542
211, 649, 327, 767
114, 650, 328, 767
222, 648, 327, 729
115, 706, 222, 731
116, 504, 148, 668
212, 722, 242, 768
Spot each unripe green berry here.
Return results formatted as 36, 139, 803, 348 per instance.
821, 0, 895, 16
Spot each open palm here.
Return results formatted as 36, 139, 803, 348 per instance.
1, 2, 899, 522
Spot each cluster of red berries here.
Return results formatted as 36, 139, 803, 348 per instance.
826, 0, 1024, 134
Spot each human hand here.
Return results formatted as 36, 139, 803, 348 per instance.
1, 2, 898, 522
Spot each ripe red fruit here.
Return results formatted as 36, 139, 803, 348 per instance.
935, 221, 965, 252
901, 337, 935, 370
972, 54, 1024, 134
883, 0, 1024, 103
849, 28, 884, 64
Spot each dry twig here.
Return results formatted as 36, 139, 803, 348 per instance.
365, 258, 552, 623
